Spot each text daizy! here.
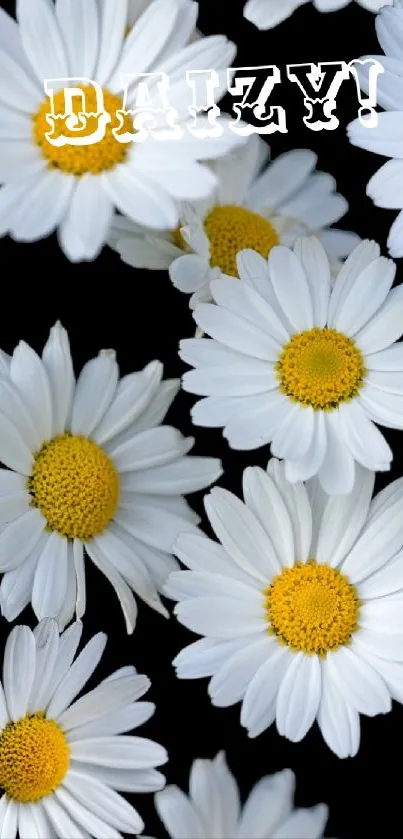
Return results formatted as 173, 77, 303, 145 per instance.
44, 59, 383, 148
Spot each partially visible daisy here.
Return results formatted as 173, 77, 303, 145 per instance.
180, 236, 403, 495
348, 0, 403, 258
0, 618, 167, 837
244, 0, 391, 31
0, 0, 244, 262
155, 752, 329, 838
166, 459, 403, 758
0, 321, 221, 632
110, 136, 359, 309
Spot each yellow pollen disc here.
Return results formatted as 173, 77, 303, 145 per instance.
264, 561, 360, 657
28, 433, 120, 541
32, 85, 133, 176
0, 714, 70, 803
203, 205, 279, 277
276, 327, 366, 410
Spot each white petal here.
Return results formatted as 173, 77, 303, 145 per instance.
31, 532, 69, 623
276, 653, 321, 741
85, 541, 138, 633
109, 425, 192, 472
328, 240, 380, 326
58, 176, 113, 263
92, 525, 165, 617
292, 236, 331, 327
358, 549, 403, 599
272, 805, 328, 839
155, 786, 205, 839
241, 644, 293, 737
192, 304, 281, 361
46, 631, 107, 719
101, 165, 177, 230
318, 660, 360, 758
337, 400, 392, 471
318, 414, 355, 495
40, 796, 85, 839
355, 284, 403, 355
53, 788, 121, 839
0, 376, 45, 454
62, 771, 144, 834
95, 0, 128, 85
93, 361, 165, 444
237, 770, 295, 839
3, 624, 36, 721
42, 321, 75, 436
341, 479, 403, 583
121, 455, 221, 495
173, 532, 260, 589
28, 618, 59, 713
267, 459, 312, 563
71, 352, 119, 437
316, 464, 374, 567
71, 736, 168, 769
174, 596, 265, 638
17, 0, 68, 81
0, 509, 45, 573
208, 636, 273, 708
332, 256, 396, 337
10, 340, 52, 444
0, 796, 18, 839
326, 646, 391, 715
173, 637, 251, 680
271, 405, 315, 463
205, 487, 281, 582
268, 246, 314, 331
55, 0, 99, 77
0, 411, 33, 474
242, 467, 294, 568
0, 533, 47, 622
190, 753, 239, 838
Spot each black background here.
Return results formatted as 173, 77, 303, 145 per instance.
0, 0, 402, 836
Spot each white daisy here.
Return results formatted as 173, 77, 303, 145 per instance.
154, 753, 329, 838
166, 459, 403, 758
244, 0, 392, 31
0, 0, 244, 262
0, 321, 222, 632
179, 236, 403, 495
109, 136, 359, 309
0, 618, 167, 838
348, 0, 403, 258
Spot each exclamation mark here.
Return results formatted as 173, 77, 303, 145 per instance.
348, 58, 385, 128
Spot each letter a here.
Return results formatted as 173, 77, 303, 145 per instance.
44, 78, 110, 146
287, 62, 350, 130
113, 73, 182, 143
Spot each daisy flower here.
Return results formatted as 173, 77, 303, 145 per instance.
109, 136, 359, 309
179, 236, 403, 495
0, 321, 222, 632
244, 0, 392, 31
155, 753, 329, 838
0, 0, 243, 262
348, 0, 403, 258
166, 459, 403, 758
0, 618, 167, 837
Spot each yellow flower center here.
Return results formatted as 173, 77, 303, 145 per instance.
32, 85, 133, 176
28, 433, 120, 541
264, 561, 360, 656
172, 204, 279, 277
0, 714, 70, 803
205, 205, 279, 277
276, 327, 366, 410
